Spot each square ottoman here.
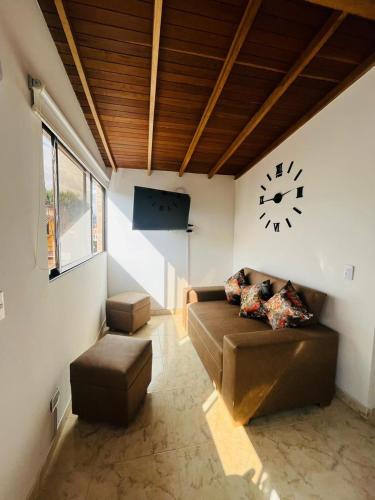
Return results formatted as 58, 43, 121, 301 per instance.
106, 292, 151, 334
70, 334, 152, 425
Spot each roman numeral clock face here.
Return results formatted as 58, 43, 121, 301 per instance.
259, 161, 304, 232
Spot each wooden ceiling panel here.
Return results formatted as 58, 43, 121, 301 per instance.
64, 0, 153, 18
152, 0, 250, 174
163, 4, 239, 35
63, 1, 152, 33
163, 0, 244, 23
260, 0, 329, 26
38, 0, 375, 176
227, 93, 330, 158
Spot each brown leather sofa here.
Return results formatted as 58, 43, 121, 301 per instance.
184, 268, 338, 425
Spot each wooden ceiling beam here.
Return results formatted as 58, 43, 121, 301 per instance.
147, 0, 163, 176
207, 10, 347, 178
178, 0, 263, 177
54, 0, 117, 171
235, 51, 375, 179
305, 0, 375, 20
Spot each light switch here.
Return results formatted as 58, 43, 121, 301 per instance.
344, 265, 354, 281
0, 291, 5, 320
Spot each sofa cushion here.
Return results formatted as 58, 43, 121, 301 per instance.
264, 288, 313, 330
239, 283, 268, 320
224, 269, 247, 305
189, 300, 270, 367
244, 268, 326, 325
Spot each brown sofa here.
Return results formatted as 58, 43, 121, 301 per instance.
185, 268, 338, 425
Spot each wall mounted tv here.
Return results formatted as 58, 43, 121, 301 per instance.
132, 186, 191, 230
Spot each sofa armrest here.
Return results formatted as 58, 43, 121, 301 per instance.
222, 325, 338, 424
185, 286, 226, 303
182, 286, 226, 328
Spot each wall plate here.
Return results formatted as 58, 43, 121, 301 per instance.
0, 291, 5, 320
344, 265, 354, 281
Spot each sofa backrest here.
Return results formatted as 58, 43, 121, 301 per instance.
243, 268, 326, 325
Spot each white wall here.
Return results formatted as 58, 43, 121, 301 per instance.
0, 2, 108, 499
233, 68, 375, 410
108, 169, 234, 310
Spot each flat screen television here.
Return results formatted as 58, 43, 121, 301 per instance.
132, 186, 191, 230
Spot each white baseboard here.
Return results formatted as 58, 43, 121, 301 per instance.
336, 386, 374, 424
98, 317, 107, 339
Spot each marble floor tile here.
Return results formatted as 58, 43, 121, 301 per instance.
177, 441, 262, 500
95, 391, 177, 465
37, 315, 375, 500
37, 465, 92, 500
45, 416, 103, 475
88, 450, 181, 500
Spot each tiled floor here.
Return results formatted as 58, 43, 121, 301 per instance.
37, 315, 375, 500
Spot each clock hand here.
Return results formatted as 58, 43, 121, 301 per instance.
261, 196, 276, 203
280, 188, 294, 197
272, 188, 296, 203
264, 190, 292, 202
261, 187, 298, 205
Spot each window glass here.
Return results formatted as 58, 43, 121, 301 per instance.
58, 145, 92, 269
42, 126, 106, 277
42, 128, 57, 271
92, 179, 104, 254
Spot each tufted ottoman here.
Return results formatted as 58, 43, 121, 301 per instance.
106, 292, 151, 334
70, 334, 152, 425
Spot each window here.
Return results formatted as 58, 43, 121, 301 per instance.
42, 125, 105, 278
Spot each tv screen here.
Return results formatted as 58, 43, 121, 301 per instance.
132, 186, 191, 230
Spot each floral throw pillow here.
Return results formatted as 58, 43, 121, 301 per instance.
282, 280, 305, 309
225, 269, 247, 305
261, 280, 273, 301
239, 283, 268, 320
264, 287, 313, 330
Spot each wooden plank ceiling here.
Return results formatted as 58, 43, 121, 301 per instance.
38, 0, 375, 178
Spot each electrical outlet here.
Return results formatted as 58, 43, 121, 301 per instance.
344, 265, 354, 281
0, 291, 5, 320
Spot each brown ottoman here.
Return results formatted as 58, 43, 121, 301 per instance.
106, 292, 151, 334
70, 334, 152, 425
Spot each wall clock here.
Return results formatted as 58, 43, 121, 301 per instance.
259, 161, 304, 232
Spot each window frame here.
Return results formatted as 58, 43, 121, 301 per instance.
42, 124, 106, 280
91, 177, 106, 256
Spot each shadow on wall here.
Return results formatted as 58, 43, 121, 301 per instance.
107, 191, 188, 311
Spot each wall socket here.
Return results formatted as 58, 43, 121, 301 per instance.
0, 291, 5, 320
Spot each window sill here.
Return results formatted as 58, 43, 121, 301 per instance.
49, 251, 106, 282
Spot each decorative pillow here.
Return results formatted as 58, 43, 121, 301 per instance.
264, 288, 313, 330
281, 280, 305, 309
261, 280, 273, 301
225, 269, 247, 305
239, 283, 267, 319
